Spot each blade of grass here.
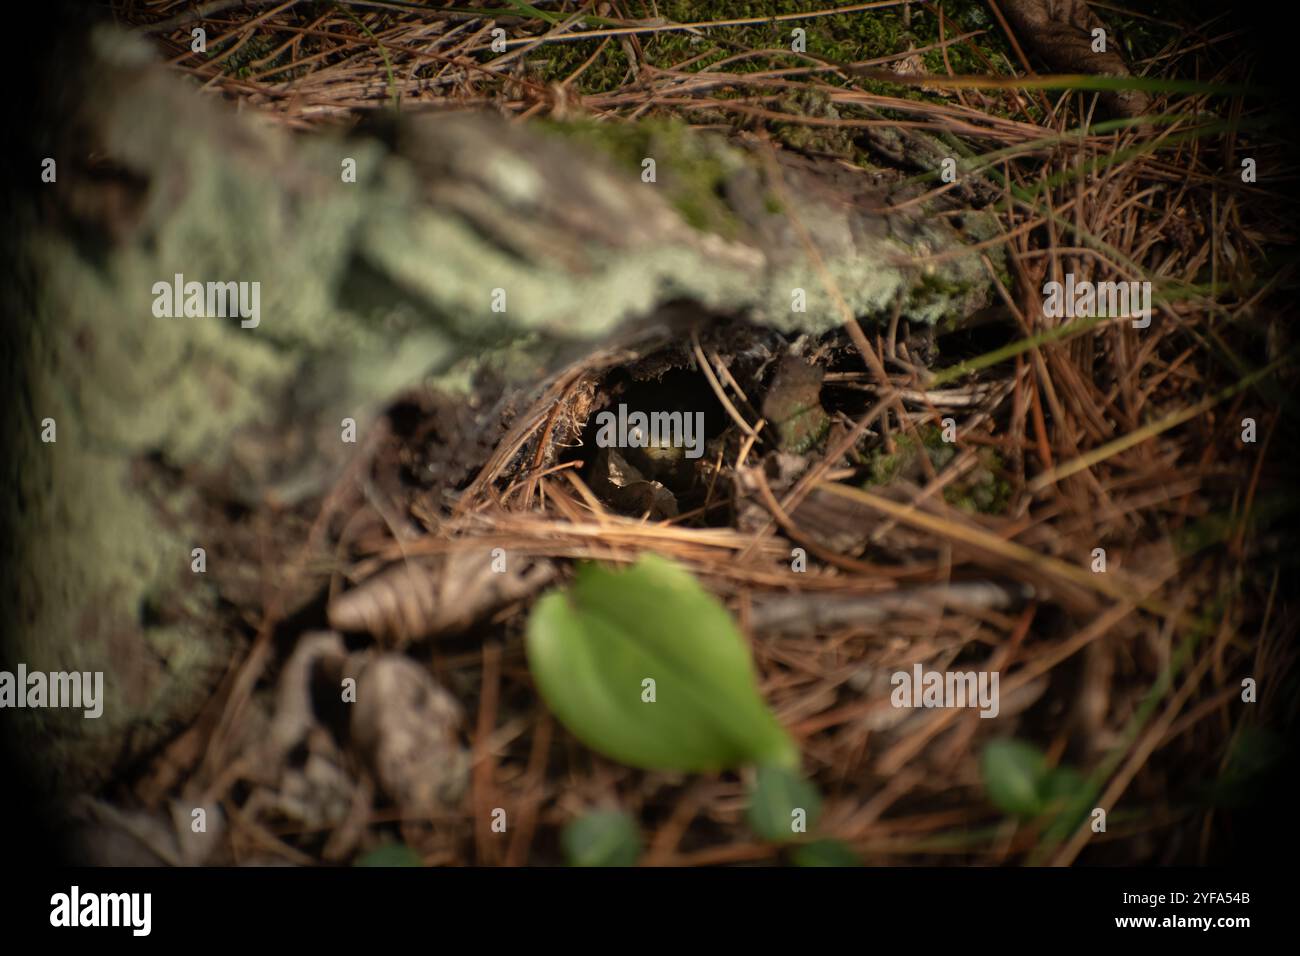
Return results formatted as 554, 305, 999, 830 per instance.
335, 3, 398, 111
1027, 350, 1292, 492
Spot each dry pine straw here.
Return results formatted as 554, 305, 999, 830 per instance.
115, 1, 1294, 865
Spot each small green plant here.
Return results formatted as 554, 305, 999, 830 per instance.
747, 764, 822, 843
528, 553, 867, 865
525, 553, 798, 772
981, 739, 1086, 822
790, 838, 862, 867
562, 810, 644, 867
354, 842, 423, 867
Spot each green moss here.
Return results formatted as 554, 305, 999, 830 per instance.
865, 436, 909, 485
522, 1, 1017, 116
943, 450, 1012, 515
539, 116, 742, 236
863, 426, 1011, 515
526, 41, 633, 95
219, 32, 305, 83
908, 270, 971, 313
864, 428, 923, 485
518, 0, 1025, 196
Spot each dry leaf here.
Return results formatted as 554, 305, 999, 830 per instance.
349, 655, 469, 816
329, 551, 556, 645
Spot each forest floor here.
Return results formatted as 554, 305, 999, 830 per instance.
98, 0, 1297, 866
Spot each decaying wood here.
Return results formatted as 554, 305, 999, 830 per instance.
999, 0, 1152, 118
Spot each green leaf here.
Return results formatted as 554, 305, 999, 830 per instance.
747, 764, 822, 842
1040, 767, 1098, 844
526, 554, 798, 772
1042, 765, 1086, 806
562, 810, 643, 867
791, 838, 862, 867
981, 739, 1049, 817
354, 843, 423, 867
